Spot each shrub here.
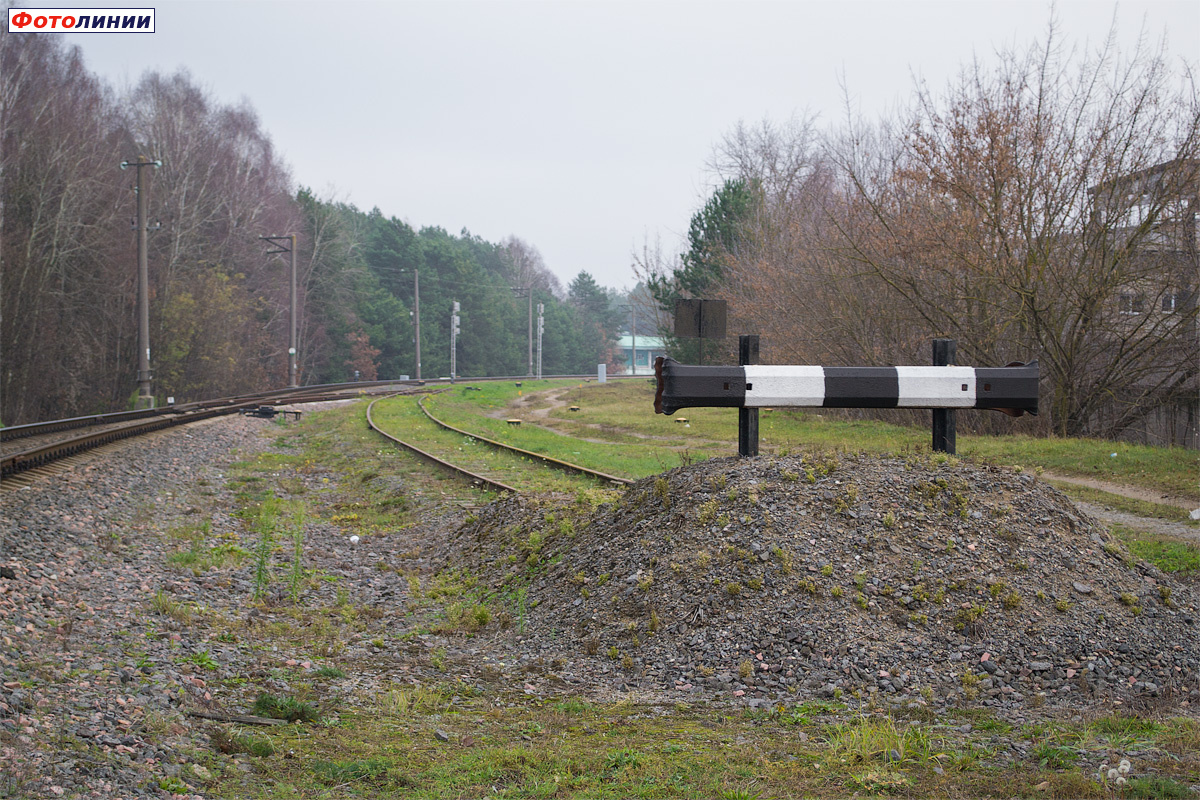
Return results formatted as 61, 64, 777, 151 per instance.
252, 693, 319, 723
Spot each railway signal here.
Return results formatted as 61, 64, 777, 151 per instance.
536, 303, 545, 380
450, 301, 461, 381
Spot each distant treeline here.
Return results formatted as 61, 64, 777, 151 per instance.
0, 33, 630, 425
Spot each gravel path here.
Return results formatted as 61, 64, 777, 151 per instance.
0, 406, 483, 799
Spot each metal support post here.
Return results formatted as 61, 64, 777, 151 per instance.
630, 305, 637, 375
260, 234, 299, 387
121, 156, 161, 408
932, 338, 957, 454
288, 234, 297, 387
738, 335, 759, 456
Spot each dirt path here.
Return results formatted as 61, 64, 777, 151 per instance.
524, 387, 573, 421
1041, 471, 1199, 512
494, 388, 726, 447
1069, 500, 1200, 544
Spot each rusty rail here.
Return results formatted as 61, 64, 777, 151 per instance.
365, 394, 520, 495
416, 396, 632, 487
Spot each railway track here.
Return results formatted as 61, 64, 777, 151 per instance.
2, 374, 637, 489
365, 391, 635, 496
366, 393, 522, 495
415, 396, 632, 488
0, 382, 420, 482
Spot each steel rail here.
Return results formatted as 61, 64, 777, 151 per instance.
1, 405, 241, 478
0, 383, 408, 443
1, 407, 174, 442
365, 394, 519, 495
1, 374, 638, 480
415, 396, 632, 487
1, 374, 630, 442
0, 388, 404, 479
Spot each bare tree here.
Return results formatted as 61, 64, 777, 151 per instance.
834, 24, 1199, 437
696, 24, 1196, 440
122, 70, 298, 397
0, 32, 127, 421
501, 236, 563, 298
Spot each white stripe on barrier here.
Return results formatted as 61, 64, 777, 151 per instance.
895, 366, 976, 408
744, 366, 825, 408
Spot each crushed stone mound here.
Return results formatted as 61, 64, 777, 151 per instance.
447, 452, 1199, 712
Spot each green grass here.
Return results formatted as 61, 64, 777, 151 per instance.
369, 390, 608, 493
164, 519, 250, 574
420, 381, 712, 479
311, 757, 392, 786
418, 379, 1199, 500
251, 693, 320, 723
1108, 524, 1200, 574
208, 691, 1200, 799
1032, 742, 1079, 769
1086, 714, 1162, 746
314, 665, 346, 679
959, 435, 1198, 500
1124, 776, 1193, 799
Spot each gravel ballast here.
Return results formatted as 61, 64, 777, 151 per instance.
1, 416, 278, 798
446, 452, 1200, 713
1, 408, 1196, 798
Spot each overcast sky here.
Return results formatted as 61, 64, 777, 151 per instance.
60, 0, 1198, 290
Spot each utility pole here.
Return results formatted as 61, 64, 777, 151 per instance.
121, 156, 161, 409
413, 269, 421, 380
450, 301, 461, 381
511, 287, 533, 377
260, 234, 298, 387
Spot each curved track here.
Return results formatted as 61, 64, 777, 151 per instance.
365, 393, 520, 494
2, 405, 235, 481
415, 396, 632, 487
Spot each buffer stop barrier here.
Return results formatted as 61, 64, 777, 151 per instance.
653, 347, 1037, 456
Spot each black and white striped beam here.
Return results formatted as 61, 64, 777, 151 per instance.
654, 357, 1038, 417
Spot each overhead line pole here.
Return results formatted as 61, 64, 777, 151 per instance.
121, 156, 161, 409
289, 234, 297, 387
631, 304, 637, 375
512, 287, 533, 377
260, 234, 299, 388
